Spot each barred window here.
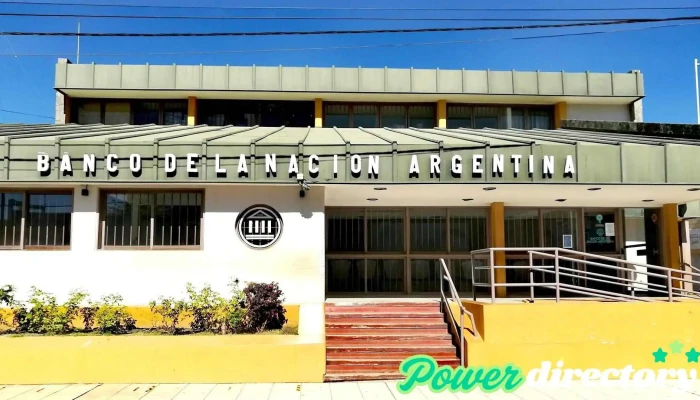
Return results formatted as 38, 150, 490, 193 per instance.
25, 193, 73, 248
0, 192, 23, 247
101, 191, 202, 248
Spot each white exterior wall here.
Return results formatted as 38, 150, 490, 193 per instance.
567, 104, 631, 122
0, 186, 326, 307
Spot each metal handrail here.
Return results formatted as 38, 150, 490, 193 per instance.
470, 247, 700, 303
439, 258, 478, 367
683, 262, 700, 274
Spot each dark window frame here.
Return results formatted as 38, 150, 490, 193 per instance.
323, 102, 437, 128
447, 103, 554, 130
0, 189, 74, 251
98, 189, 204, 250
72, 99, 188, 126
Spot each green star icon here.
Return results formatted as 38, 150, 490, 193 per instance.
653, 348, 668, 363
670, 340, 684, 354
686, 348, 700, 363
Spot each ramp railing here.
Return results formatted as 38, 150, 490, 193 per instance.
439, 258, 478, 367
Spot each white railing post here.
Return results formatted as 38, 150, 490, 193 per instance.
460, 313, 465, 367
667, 269, 674, 302
471, 252, 476, 301
555, 249, 560, 303
529, 251, 535, 301
489, 248, 496, 303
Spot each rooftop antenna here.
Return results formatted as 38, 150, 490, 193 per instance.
76, 21, 81, 64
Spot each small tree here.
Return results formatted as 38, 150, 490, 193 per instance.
149, 297, 187, 334
242, 281, 287, 333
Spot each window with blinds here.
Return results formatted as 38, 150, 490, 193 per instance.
101, 191, 202, 248
380, 105, 407, 128
505, 209, 540, 247
447, 105, 473, 129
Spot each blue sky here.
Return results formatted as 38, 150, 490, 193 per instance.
0, 0, 699, 124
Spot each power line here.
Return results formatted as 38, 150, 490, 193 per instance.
0, 108, 54, 119
0, 21, 695, 58
2, 16, 700, 37
1, 1, 699, 12
0, 12, 637, 22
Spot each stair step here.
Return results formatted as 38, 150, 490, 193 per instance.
327, 353, 458, 362
325, 305, 441, 313
327, 302, 440, 307
326, 312, 442, 319
327, 357, 459, 366
326, 359, 459, 373
327, 334, 452, 341
326, 317, 446, 325
327, 339, 453, 346
326, 328, 449, 335
324, 372, 405, 382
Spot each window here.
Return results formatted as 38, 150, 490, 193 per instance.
0, 192, 73, 249
448, 104, 553, 130
324, 105, 351, 128
198, 100, 314, 127
326, 209, 364, 252
474, 106, 503, 129
505, 209, 539, 247
410, 209, 447, 252
104, 103, 131, 125
530, 109, 552, 130
542, 209, 579, 249
450, 209, 488, 252
408, 106, 435, 128
133, 101, 160, 125
101, 191, 202, 248
584, 211, 617, 253
353, 105, 378, 128
163, 101, 187, 125
380, 105, 407, 128
511, 108, 526, 129
0, 192, 23, 247
367, 209, 404, 252
77, 102, 101, 124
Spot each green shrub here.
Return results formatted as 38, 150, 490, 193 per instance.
85, 294, 136, 334
15, 287, 87, 334
149, 296, 187, 334
186, 279, 246, 334
242, 281, 287, 333
0, 285, 14, 306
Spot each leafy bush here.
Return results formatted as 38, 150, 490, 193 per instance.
84, 294, 136, 334
0, 285, 14, 306
15, 287, 87, 334
186, 279, 246, 334
149, 297, 187, 334
242, 281, 287, 333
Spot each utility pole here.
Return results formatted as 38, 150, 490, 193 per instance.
76, 21, 81, 64
695, 58, 699, 124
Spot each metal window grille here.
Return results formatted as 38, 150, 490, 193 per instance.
102, 192, 202, 248
0, 192, 23, 247
25, 193, 72, 248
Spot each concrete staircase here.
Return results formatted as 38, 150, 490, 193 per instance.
324, 302, 460, 382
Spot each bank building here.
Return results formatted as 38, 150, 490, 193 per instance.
1, 60, 700, 382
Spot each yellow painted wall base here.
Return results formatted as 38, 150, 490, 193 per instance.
0, 335, 325, 384
461, 301, 700, 376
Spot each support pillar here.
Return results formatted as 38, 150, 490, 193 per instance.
490, 202, 507, 298
437, 100, 447, 128
314, 98, 323, 127
661, 203, 682, 290
187, 96, 197, 126
554, 102, 567, 129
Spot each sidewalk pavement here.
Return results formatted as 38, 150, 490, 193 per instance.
1, 381, 700, 399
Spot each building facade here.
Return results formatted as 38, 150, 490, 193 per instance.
5, 60, 700, 332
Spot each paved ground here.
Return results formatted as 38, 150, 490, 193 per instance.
1, 381, 700, 400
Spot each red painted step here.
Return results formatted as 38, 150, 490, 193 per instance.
323, 301, 460, 382
326, 327, 449, 335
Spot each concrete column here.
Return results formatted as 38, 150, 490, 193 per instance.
661, 203, 682, 290
680, 220, 694, 292
490, 202, 507, 298
314, 98, 323, 127
187, 97, 197, 126
437, 100, 447, 128
629, 100, 644, 122
554, 102, 567, 129
55, 58, 72, 124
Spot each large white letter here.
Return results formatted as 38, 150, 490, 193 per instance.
528, 155, 534, 175
59, 154, 72, 173
288, 154, 299, 175
130, 154, 141, 173
83, 154, 95, 174
237, 154, 248, 174
164, 154, 176, 173
430, 155, 440, 177
187, 153, 198, 174
564, 155, 575, 176
350, 154, 362, 174
492, 154, 504, 176
107, 154, 119, 173
543, 155, 554, 177
451, 155, 462, 175
309, 154, 320, 174
409, 155, 420, 175
511, 154, 522, 175
265, 154, 277, 175
215, 154, 226, 174
37, 153, 50, 172
333, 154, 338, 176
368, 155, 379, 177
472, 154, 483, 174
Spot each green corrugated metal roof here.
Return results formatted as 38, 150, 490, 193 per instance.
2, 123, 700, 184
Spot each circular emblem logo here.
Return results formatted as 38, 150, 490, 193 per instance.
236, 205, 283, 249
